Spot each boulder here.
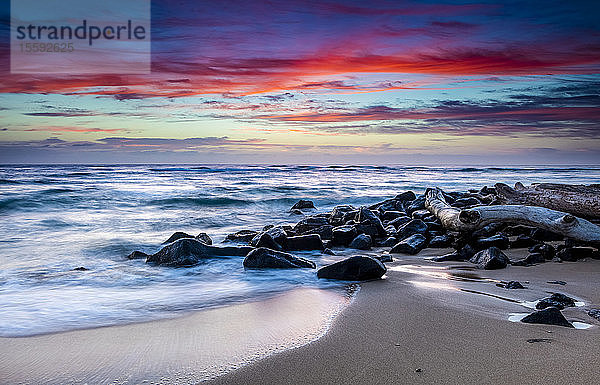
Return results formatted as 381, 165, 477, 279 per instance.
411, 209, 431, 219
531, 228, 563, 242
72, 266, 89, 271
395, 191, 417, 201
557, 247, 600, 261
298, 224, 334, 240
162, 231, 194, 244
243, 248, 315, 269
329, 205, 356, 226
250, 232, 283, 251
379, 236, 398, 247
291, 199, 316, 210
396, 219, 428, 240
195, 232, 212, 245
224, 230, 259, 243
469, 247, 509, 269
588, 309, 600, 321
390, 234, 427, 255
387, 215, 411, 228
529, 243, 556, 260
472, 223, 505, 239
457, 244, 478, 260
536, 293, 576, 310
381, 211, 406, 221
355, 206, 386, 236
127, 250, 150, 260
504, 225, 534, 236
331, 225, 357, 246
510, 235, 537, 249
354, 222, 380, 238
521, 307, 573, 328
148, 238, 253, 267
512, 253, 545, 266
505, 281, 525, 289
475, 234, 509, 250
453, 197, 481, 207
349, 234, 372, 250
404, 196, 426, 215
294, 216, 329, 234
428, 234, 452, 248
285, 234, 325, 251
317, 256, 386, 281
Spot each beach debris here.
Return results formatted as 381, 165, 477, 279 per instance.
469, 247, 510, 270
243, 247, 315, 269
547, 280, 567, 285
521, 307, 574, 328
148, 238, 253, 266
285, 234, 325, 251
526, 338, 552, 343
587, 309, 600, 321
495, 182, 600, 219
290, 199, 315, 210
349, 234, 372, 250
126, 250, 149, 260
535, 293, 576, 310
224, 229, 258, 243
425, 187, 600, 244
415, 368, 423, 373
390, 234, 427, 255
317, 256, 386, 281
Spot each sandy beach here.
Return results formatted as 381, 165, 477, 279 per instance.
2, 248, 598, 384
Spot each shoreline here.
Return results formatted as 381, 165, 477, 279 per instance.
0, 286, 355, 384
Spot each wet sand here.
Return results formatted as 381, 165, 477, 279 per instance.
1, 249, 599, 384
209, 249, 600, 385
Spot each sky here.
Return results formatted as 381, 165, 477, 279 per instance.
0, 0, 599, 164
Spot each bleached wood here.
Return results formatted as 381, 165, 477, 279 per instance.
495, 183, 600, 219
425, 188, 600, 244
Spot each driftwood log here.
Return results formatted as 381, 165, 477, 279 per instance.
495, 183, 600, 219
425, 188, 600, 244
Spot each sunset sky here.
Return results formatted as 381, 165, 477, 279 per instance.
1, 0, 599, 164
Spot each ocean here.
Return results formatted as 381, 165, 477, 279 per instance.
1, 164, 599, 337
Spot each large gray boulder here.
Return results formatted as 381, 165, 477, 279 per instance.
317, 256, 386, 281
243, 247, 316, 269
147, 238, 253, 266
469, 247, 510, 269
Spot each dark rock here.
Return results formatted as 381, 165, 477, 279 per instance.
250, 232, 283, 251
148, 238, 253, 267
472, 223, 505, 239
323, 248, 335, 255
355, 207, 386, 236
384, 225, 396, 236
224, 230, 259, 243
536, 293, 576, 310
73, 266, 89, 271
299, 224, 334, 240
475, 234, 509, 250
557, 247, 600, 261
317, 256, 386, 281
505, 281, 525, 289
381, 211, 406, 221
531, 228, 563, 242
369, 198, 399, 212
387, 216, 411, 229
405, 196, 426, 215
379, 236, 398, 247
285, 234, 325, 251
428, 234, 452, 248
480, 186, 496, 195
127, 250, 150, 260
290, 209, 304, 215
294, 216, 329, 234
453, 197, 481, 207
510, 235, 537, 249
263, 225, 274, 231
588, 309, 600, 321
469, 247, 509, 270
329, 205, 356, 226
457, 244, 478, 260
243, 247, 315, 269
512, 253, 546, 266
423, 221, 442, 232
411, 209, 430, 219
547, 280, 567, 285
390, 234, 427, 255
375, 255, 393, 263
195, 232, 212, 245
396, 219, 428, 240
291, 199, 316, 210
395, 191, 416, 201
529, 243, 556, 260
331, 225, 357, 246
521, 307, 573, 328
354, 222, 380, 238
504, 225, 534, 237
349, 234, 372, 250
162, 231, 195, 244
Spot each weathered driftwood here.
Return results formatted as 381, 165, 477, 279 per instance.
425, 188, 600, 244
495, 183, 600, 219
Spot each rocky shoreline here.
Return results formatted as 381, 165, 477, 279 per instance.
127, 183, 600, 328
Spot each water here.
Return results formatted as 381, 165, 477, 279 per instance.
1, 164, 599, 337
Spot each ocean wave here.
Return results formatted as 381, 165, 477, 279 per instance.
147, 196, 250, 207
0, 178, 21, 185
